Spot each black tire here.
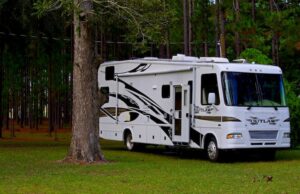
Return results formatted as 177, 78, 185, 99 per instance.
206, 137, 221, 162
124, 131, 135, 151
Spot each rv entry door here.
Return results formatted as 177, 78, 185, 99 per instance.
173, 85, 190, 143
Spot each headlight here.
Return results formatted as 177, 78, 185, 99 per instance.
283, 132, 290, 138
226, 133, 243, 139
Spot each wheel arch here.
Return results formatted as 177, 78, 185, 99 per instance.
123, 128, 132, 141
204, 133, 218, 148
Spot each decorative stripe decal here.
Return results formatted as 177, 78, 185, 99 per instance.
195, 116, 221, 122
116, 63, 152, 74
195, 116, 241, 122
128, 63, 151, 73
100, 107, 140, 122
99, 107, 115, 120
190, 127, 201, 146
120, 79, 172, 124
110, 93, 139, 109
118, 79, 160, 108
129, 107, 172, 138
222, 117, 241, 122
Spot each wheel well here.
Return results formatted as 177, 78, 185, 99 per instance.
204, 133, 216, 148
123, 129, 131, 141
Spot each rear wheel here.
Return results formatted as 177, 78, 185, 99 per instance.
124, 131, 135, 151
206, 137, 221, 162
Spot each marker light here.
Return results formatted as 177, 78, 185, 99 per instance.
283, 132, 290, 138
226, 133, 243, 139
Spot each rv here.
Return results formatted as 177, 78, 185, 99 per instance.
98, 54, 290, 161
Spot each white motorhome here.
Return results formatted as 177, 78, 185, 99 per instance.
98, 54, 290, 161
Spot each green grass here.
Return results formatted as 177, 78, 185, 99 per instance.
0, 132, 300, 194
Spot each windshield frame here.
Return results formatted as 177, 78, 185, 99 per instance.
221, 71, 288, 108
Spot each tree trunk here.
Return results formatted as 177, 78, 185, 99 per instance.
66, 0, 104, 163
188, 0, 193, 55
0, 44, 3, 138
48, 50, 54, 135
269, 0, 279, 66
159, 45, 166, 58
251, 0, 256, 21
234, 0, 241, 57
219, 0, 226, 57
6, 95, 9, 130
215, 0, 220, 57
203, 0, 209, 57
183, 0, 189, 55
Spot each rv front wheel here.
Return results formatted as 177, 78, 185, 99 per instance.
125, 132, 135, 151
206, 137, 221, 162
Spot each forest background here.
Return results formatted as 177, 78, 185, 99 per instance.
0, 0, 299, 146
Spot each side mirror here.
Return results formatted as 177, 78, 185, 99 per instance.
208, 93, 216, 105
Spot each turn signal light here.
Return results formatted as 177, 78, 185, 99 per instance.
226, 133, 242, 139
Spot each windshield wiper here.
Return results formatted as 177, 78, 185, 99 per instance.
270, 102, 278, 111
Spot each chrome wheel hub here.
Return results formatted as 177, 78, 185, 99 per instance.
207, 141, 217, 160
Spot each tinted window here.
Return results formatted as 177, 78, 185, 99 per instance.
162, 85, 170, 98
100, 87, 109, 103
188, 81, 193, 104
222, 72, 286, 106
105, 66, 115, 80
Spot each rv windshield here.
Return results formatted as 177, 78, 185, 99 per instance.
222, 72, 287, 107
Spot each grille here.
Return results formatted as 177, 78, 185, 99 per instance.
249, 130, 278, 139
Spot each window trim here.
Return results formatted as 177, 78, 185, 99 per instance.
201, 73, 220, 106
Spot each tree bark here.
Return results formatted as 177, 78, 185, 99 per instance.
219, 0, 226, 57
188, 0, 193, 55
234, 0, 241, 57
251, 0, 256, 21
215, 0, 220, 57
0, 44, 3, 138
183, 0, 189, 55
269, 0, 279, 66
203, 0, 209, 57
66, 0, 104, 163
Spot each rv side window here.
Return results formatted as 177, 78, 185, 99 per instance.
188, 81, 193, 104
105, 66, 115, 80
201, 74, 220, 105
162, 85, 170, 98
100, 87, 110, 103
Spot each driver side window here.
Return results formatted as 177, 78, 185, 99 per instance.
201, 74, 220, 105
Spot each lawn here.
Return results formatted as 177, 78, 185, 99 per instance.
0, 131, 300, 194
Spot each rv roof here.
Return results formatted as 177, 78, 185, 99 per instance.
171, 54, 229, 63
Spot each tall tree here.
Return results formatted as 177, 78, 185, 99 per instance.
66, 0, 104, 162
269, 0, 280, 65
233, 0, 241, 57
219, 0, 226, 57
0, 41, 3, 138
183, 0, 190, 55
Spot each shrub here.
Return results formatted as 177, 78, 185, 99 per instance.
239, 48, 273, 65
284, 80, 300, 147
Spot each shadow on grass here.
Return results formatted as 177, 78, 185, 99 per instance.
104, 143, 300, 163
